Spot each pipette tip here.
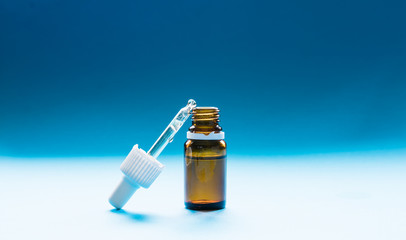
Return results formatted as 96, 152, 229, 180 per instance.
187, 99, 197, 110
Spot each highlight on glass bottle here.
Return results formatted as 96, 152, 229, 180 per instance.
184, 107, 226, 210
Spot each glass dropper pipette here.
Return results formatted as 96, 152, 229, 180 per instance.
108, 99, 196, 209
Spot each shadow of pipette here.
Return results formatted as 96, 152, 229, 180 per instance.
110, 209, 156, 223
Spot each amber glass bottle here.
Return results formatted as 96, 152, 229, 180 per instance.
184, 107, 226, 210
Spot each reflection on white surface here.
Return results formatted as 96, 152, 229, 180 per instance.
1, 150, 405, 239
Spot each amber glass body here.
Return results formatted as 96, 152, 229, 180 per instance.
184, 107, 226, 210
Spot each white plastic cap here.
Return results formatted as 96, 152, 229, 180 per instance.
109, 145, 164, 209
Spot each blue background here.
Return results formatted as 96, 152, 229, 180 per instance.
0, 0, 405, 157
1, 2, 406, 239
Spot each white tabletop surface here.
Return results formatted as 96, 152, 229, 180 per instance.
1, 150, 405, 240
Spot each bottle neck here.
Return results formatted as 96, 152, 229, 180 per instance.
189, 107, 222, 134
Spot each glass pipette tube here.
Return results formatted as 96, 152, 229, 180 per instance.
147, 99, 196, 158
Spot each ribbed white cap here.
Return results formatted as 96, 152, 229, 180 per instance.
109, 145, 164, 209
120, 144, 164, 188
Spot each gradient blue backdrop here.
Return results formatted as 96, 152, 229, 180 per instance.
0, 0, 405, 157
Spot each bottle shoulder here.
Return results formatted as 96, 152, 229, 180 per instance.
185, 139, 226, 148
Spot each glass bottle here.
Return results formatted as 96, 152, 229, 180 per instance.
184, 107, 226, 210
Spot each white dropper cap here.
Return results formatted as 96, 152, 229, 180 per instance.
109, 99, 196, 209
109, 145, 164, 209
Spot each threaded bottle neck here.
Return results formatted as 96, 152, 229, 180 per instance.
189, 107, 222, 133
192, 107, 219, 121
